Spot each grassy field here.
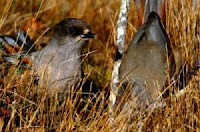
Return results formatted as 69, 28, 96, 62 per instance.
0, 0, 199, 131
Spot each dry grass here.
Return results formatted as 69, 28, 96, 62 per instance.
0, 0, 199, 131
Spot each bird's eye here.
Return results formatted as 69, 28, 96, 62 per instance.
69, 27, 82, 36
69, 27, 76, 34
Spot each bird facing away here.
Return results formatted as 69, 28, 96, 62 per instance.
118, 11, 171, 108
2, 18, 95, 92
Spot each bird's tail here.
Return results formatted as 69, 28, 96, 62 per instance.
135, 0, 166, 25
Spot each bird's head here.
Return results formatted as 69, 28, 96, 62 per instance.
53, 18, 95, 46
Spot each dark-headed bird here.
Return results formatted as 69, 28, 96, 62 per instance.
2, 18, 95, 93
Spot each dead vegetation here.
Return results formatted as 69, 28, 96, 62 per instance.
0, 0, 199, 131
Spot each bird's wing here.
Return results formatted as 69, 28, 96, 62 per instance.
129, 12, 169, 52
0, 35, 19, 47
130, 23, 146, 46
16, 32, 34, 51
0, 32, 34, 66
0, 32, 34, 54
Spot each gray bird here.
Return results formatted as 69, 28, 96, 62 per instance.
3, 18, 95, 93
118, 11, 172, 108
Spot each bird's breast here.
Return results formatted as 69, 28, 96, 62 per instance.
32, 43, 82, 91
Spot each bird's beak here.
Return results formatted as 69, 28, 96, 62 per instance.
81, 32, 96, 39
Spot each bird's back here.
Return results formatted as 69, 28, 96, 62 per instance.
118, 12, 169, 107
119, 41, 167, 101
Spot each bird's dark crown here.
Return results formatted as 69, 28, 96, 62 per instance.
54, 18, 91, 37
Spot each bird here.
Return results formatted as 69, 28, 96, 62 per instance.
2, 18, 95, 93
117, 0, 174, 109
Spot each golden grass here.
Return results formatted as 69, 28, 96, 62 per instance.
0, 0, 199, 131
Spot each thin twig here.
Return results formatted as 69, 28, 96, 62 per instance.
109, 0, 131, 125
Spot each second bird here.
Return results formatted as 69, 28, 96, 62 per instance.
118, 0, 174, 109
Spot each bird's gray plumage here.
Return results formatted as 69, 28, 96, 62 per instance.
29, 18, 95, 92
118, 12, 170, 108
1, 18, 95, 92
